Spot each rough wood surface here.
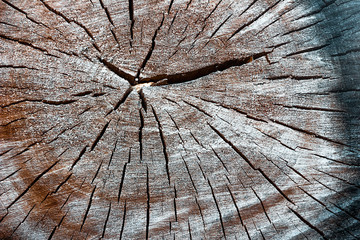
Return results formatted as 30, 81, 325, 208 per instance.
0, 0, 360, 239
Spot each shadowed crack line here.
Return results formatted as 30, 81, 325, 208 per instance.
7, 159, 60, 209
152, 106, 171, 185
208, 123, 294, 204
135, 14, 166, 81
140, 52, 268, 85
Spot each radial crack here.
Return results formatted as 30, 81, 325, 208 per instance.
288, 207, 327, 238
80, 186, 96, 231
139, 52, 268, 85
102, 202, 111, 238
146, 165, 150, 240
139, 109, 144, 161
135, 14, 165, 80
7, 159, 60, 209
128, 0, 135, 46
39, 0, 99, 51
151, 106, 171, 184
90, 121, 111, 151
227, 0, 281, 41
208, 179, 226, 239
70, 146, 88, 170
98, 58, 136, 86
208, 123, 294, 204
99, 0, 114, 25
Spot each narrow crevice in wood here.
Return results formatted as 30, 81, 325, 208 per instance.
0, 34, 57, 57
331, 48, 360, 57
239, 0, 259, 19
204, 0, 223, 23
11, 204, 35, 237
48, 122, 81, 144
80, 186, 96, 231
90, 121, 111, 151
0, 147, 14, 158
333, 203, 360, 222
58, 212, 70, 236
128, 0, 134, 46
48, 226, 56, 240
1, 0, 46, 27
139, 109, 144, 162
110, 28, 121, 48
255, 128, 295, 151
60, 192, 73, 210
1, 117, 26, 127
194, 196, 206, 231
106, 87, 133, 116
42, 99, 78, 105
189, 131, 206, 149
70, 146, 88, 170
140, 52, 268, 85
99, 0, 114, 26
182, 100, 213, 118
287, 165, 311, 183
166, 110, 185, 144
208, 179, 226, 239
227, 185, 244, 226
316, 169, 360, 188
185, 0, 193, 10
269, 118, 349, 147
145, 165, 150, 240
168, 0, 174, 14
91, 160, 103, 184
119, 201, 127, 239
208, 14, 232, 41
251, 187, 272, 224
288, 207, 327, 239
295, 0, 336, 21
7, 159, 60, 209
275, 104, 345, 113
227, 0, 281, 41
98, 58, 136, 86
286, 43, 330, 57
72, 91, 93, 97
117, 163, 127, 202
135, 14, 165, 81
167, 11, 178, 33
118, 149, 131, 202
313, 153, 360, 167
138, 88, 148, 112
244, 225, 251, 240
107, 140, 118, 168
0, 65, 39, 70
39, 0, 100, 52
182, 155, 198, 194
188, 219, 193, 240
208, 123, 294, 204
102, 202, 111, 238
196, 157, 207, 180
152, 106, 171, 185
53, 173, 72, 194
210, 146, 229, 173
0, 168, 21, 182
173, 184, 178, 222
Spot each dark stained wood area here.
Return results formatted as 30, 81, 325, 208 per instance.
1, 0, 360, 239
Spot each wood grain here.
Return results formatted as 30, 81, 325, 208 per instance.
0, 0, 359, 239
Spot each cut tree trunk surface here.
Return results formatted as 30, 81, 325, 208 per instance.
0, 0, 360, 239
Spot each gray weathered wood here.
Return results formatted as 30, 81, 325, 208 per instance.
1, 0, 359, 239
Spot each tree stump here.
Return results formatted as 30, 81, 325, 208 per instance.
1, 0, 360, 239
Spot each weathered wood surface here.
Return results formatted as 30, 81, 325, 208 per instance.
0, 0, 360, 239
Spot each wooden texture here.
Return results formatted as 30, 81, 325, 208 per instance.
0, 0, 360, 239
